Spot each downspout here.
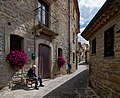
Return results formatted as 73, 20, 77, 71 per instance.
68, 0, 70, 63
76, 18, 80, 69
33, 2, 38, 64
76, 32, 78, 69
33, 11, 36, 64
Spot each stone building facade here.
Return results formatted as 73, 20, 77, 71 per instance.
0, 0, 79, 89
78, 42, 89, 63
82, 0, 120, 98
69, 0, 80, 71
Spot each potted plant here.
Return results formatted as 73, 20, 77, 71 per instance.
6, 50, 28, 70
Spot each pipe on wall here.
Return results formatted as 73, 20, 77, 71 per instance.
68, 0, 70, 63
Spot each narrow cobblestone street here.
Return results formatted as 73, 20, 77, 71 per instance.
0, 63, 100, 98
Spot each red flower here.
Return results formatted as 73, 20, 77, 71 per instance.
6, 50, 28, 69
57, 56, 65, 68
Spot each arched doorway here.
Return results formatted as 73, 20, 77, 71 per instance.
38, 44, 51, 79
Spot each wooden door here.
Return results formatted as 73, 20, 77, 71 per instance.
38, 44, 51, 79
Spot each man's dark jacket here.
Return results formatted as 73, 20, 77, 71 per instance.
27, 68, 37, 78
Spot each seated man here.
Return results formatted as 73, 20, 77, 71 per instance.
27, 64, 44, 90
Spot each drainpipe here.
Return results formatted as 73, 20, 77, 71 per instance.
76, 34, 78, 69
68, 0, 70, 63
76, 18, 79, 69
33, 10, 36, 64
33, 1, 41, 64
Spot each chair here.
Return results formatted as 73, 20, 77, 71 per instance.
26, 76, 35, 87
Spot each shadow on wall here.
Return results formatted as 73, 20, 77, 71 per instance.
52, 60, 60, 79
0, 62, 16, 89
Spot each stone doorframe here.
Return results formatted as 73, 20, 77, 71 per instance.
35, 39, 53, 78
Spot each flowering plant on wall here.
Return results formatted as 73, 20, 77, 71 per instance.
57, 56, 65, 68
6, 50, 28, 70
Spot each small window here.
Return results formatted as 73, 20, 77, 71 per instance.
92, 38, 96, 54
58, 48, 62, 57
73, 32, 75, 43
10, 35, 23, 51
73, 52, 75, 63
73, 6, 75, 19
104, 26, 114, 57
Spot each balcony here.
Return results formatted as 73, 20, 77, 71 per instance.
34, 7, 59, 37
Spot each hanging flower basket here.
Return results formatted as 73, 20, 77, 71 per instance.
6, 50, 28, 70
57, 56, 65, 68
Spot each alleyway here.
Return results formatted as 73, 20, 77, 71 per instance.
0, 63, 100, 98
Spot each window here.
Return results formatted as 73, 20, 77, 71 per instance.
72, 6, 75, 19
73, 32, 75, 43
10, 35, 23, 51
104, 26, 114, 57
73, 52, 75, 63
92, 38, 96, 54
58, 48, 62, 57
38, 0, 49, 27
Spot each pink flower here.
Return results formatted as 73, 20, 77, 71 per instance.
57, 56, 65, 68
6, 50, 28, 69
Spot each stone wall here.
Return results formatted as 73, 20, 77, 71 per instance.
51, 0, 69, 75
0, 0, 35, 89
70, 0, 78, 71
51, 0, 69, 59
51, 0, 78, 75
89, 12, 120, 98
0, 0, 79, 89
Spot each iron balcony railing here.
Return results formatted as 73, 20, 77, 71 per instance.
34, 7, 59, 34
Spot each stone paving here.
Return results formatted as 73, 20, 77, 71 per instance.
0, 63, 100, 98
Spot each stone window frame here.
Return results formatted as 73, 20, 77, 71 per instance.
92, 38, 96, 54
104, 25, 114, 57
